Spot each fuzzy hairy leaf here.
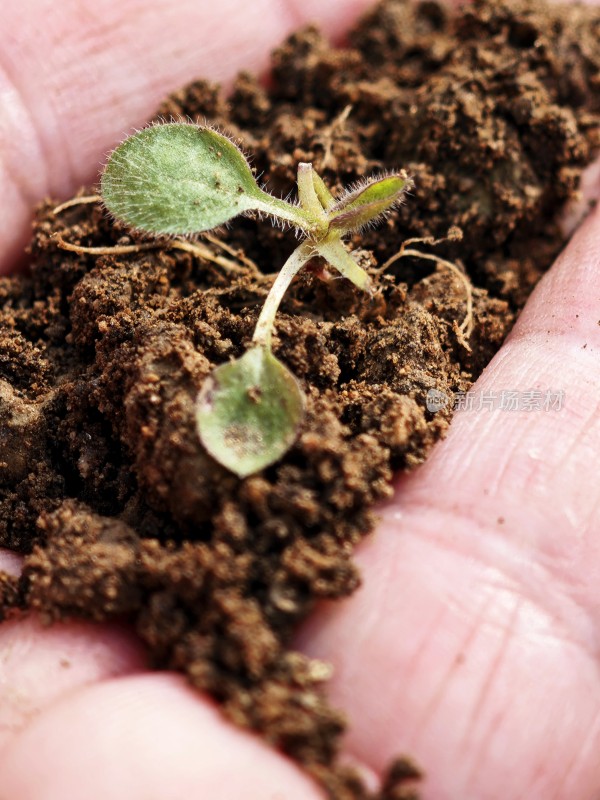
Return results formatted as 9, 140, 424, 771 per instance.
195, 348, 305, 478
328, 173, 412, 233
101, 123, 315, 235
101, 123, 268, 234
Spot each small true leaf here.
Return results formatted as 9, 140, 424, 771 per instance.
328, 173, 412, 233
101, 123, 266, 234
314, 239, 371, 291
195, 347, 305, 478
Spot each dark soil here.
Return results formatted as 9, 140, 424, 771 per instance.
0, 0, 599, 796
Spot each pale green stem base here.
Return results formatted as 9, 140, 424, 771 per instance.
252, 242, 314, 350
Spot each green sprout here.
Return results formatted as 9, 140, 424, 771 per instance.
101, 122, 412, 478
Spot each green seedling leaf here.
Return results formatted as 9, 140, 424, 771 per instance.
314, 238, 371, 292
101, 123, 312, 235
328, 172, 412, 234
297, 163, 328, 221
311, 171, 336, 212
196, 347, 305, 478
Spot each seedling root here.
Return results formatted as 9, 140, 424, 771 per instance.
378, 232, 474, 347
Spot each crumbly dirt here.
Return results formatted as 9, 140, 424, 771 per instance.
0, 1, 599, 797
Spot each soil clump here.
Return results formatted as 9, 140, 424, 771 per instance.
0, 1, 599, 796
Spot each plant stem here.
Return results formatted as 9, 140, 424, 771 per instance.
255, 194, 319, 235
252, 242, 314, 350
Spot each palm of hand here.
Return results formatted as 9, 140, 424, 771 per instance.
1, 1, 600, 798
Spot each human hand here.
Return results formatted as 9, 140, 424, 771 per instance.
1, 1, 600, 798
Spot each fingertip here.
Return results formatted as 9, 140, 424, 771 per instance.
0, 673, 325, 800
0, 615, 147, 752
0, 547, 23, 576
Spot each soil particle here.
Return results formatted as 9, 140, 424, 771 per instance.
0, 1, 598, 796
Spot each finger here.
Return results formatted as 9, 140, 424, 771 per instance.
299, 205, 600, 799
401, 204, 600, 582
0, 547, 146, 752
562, 157, 600, 234
0, 548, 22, 576
0, 673, 324, 800
0, 615, 146, 754
0, 0, 373, 275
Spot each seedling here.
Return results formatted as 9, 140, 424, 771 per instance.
101, 122, 412, 477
